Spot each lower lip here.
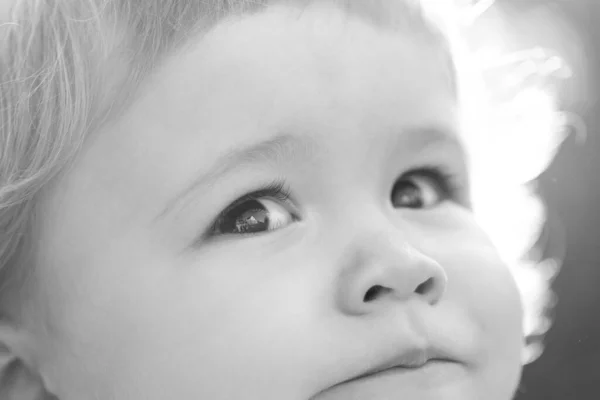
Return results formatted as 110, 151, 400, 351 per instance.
367, 359, 463, 382
322, 360, 467, 398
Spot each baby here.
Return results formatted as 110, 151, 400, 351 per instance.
0, 0, 567, 399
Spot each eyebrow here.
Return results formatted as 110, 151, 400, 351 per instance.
155, 133, 317, 222
155, 127, 464, 223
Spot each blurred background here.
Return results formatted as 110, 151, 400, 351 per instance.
480, 1, 600, 399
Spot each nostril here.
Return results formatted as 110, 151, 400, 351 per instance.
364, 285, 391, 302
415, 278, 434, 295
363, 279, 438, 303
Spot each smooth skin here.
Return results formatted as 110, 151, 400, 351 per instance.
20, 3, 523, 400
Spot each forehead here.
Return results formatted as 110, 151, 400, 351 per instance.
138, 3, 456, 143
41, 3, 458, 242
82, 2, 457, 210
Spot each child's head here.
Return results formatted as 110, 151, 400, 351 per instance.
0, 1, 566, 399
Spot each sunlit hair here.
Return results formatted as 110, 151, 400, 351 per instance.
1, 0, 569, 363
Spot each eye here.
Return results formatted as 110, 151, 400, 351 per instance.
208, 181, 298, 237
391, 166, 457, 209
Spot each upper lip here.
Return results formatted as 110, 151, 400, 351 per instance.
345, 343, 457, 383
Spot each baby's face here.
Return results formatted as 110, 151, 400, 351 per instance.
31, 4, 523, 400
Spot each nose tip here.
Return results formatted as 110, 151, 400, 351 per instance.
362, 269, 446, 305
336, 240, 448, 315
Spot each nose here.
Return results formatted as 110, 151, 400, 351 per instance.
336, 231, 448, 316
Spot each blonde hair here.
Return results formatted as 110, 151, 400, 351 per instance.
0, 0, 568, 364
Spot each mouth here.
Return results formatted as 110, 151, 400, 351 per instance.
335, 342, 465, 388
350, 358, 455, 383
309, 340, 469, 400
311, 357, 467, 400
354, 346, 440, 377
343, 358, 458, 384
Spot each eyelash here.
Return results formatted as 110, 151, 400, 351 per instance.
205, 165, 464, 238
404, 164, 464, 201
206, 179, 294, 235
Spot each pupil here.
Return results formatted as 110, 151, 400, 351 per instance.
394, 182, 423, 208
222, 200, 270, 234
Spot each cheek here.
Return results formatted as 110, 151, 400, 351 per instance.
428, 219, 524, 374
411, 207, 524, 343
454, 247, 524, 334
35, 246, 319, 399
417, 208, 524, 331
440, 217, 523, 324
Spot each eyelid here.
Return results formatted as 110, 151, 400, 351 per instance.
400, 165, 467, 205
204, 179, 296, 239
222, 181, 291, 213
403, 166, 455, 192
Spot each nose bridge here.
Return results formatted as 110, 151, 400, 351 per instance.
334, 219, 448, 316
